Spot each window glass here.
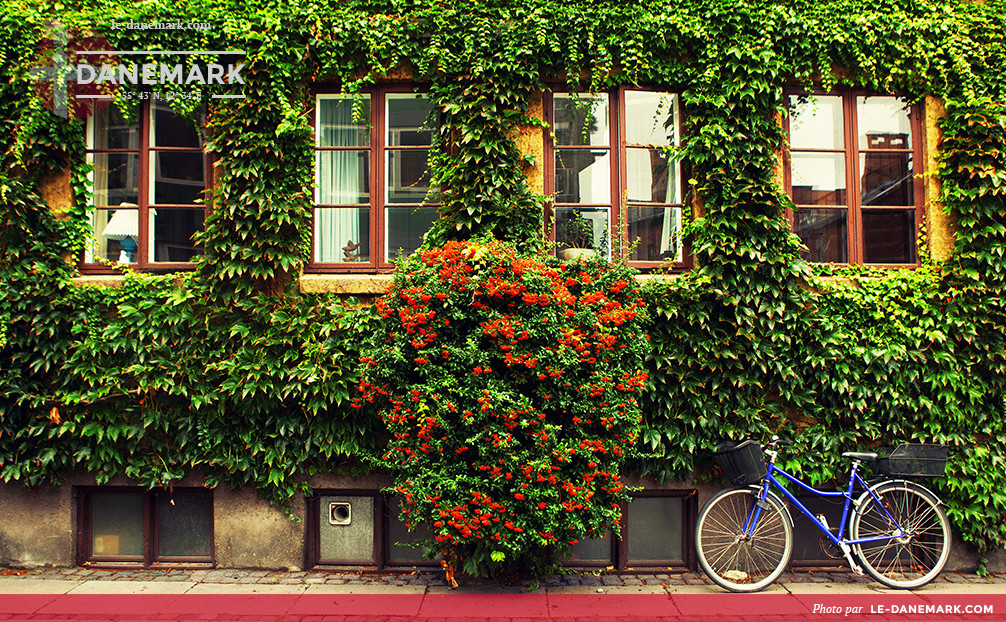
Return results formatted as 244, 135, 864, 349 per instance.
860, 152, 914, 206
789, 95, 844, 150
862, 209, 916, 264
91, 105, 140, 149
157, 493, 212, 558
152, 208, 204, 262
857, 97, 912, 151
318, 96, 370, 147
554, 150, 611, 204
387, 95, 433, 146
89, 152, 140, 206
315, 207, 370, 263
553, 94, 609, 146
317, 151, 370, 204
153, 103, 203, 148
624, 91, 676, 146
91, 208, 139, 264
626, 148, 675, 203
566, 532, 612, 563
555, 207, 609, 258
386, 496, 433, 565
626, 496, 683, 562
386, 206, 438, 259
152, 151, 206, 204
628, 206, 682, 262
794, 208, 848, 263
790, 153, 847, 205
91, 492, 144, 558
387, 150, 433, 204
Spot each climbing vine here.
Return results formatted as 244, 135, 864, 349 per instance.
1, 0, 1006, 574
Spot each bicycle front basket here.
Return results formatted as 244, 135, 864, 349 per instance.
875, 444, 948, 477
714, 440, 766, 485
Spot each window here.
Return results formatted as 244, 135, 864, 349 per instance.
312, 89, 438, 270
307, 490, 434, 568
84, 100, 208, 269
77, 488, 213, 566
545, 89, 685, 267
785, 92, 922, 265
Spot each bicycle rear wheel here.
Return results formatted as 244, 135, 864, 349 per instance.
695, 486, 793, 592
850, 480, 951, 589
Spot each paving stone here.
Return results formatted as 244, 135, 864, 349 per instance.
578, 575, 602, 586
600, 575, 623, 586
944, 574, 967, 583
622, 577, 644, 585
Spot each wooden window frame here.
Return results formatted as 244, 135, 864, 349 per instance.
544, 88, 691, 271
76, 487, 214, 568
784, 89, 924, 267
81, 98, 210, 274
307, 86, 439, 273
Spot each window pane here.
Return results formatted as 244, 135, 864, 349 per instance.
318, 495, 375, 563
91, 105, 139, 149
386, 207, 438, 259
90, 152, 139, 206
789, 95, 844, 150
91, 492, 144, 558
153, 103, 203, 148
857, 96, 912, 151
862, 209, 916, 264
790, 153, 847, 205
157, 493, 212, 558
386, 496, 433, 565
566, 532, 612, 563
553, 94, 609, 146
626, 148, 676, 203
315, 207, 369, 263
624, 91, 676, 146
152, 151, 206, 204
387, 149, 433, 204
91, 208, 138, 264
628, 206, 682, 262
387, 95, 433, 146
152, 208, 204, 262
627, 496, 683, 562
794, 208, 848, 263
555, 149, 610, 204
555, 207, 609, 258
318, 96, 370, 147
860, 152, 914, 206
317, 150, 370, 204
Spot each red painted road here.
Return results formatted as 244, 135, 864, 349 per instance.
1, 594, 1005, 620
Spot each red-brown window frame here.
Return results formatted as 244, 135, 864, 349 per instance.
76, 486, 214, 568
81, 98, 211, 274
783, 89, 925, 267
544, 87, 691, 271
307, 85, 439, 273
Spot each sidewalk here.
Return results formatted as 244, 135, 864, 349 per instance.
2, 568, 1005, 621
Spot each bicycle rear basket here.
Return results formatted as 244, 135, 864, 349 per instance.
875, 444, 948, 477
714, 440, 766, 485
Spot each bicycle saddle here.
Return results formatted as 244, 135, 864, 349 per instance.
842, 451, 878, 461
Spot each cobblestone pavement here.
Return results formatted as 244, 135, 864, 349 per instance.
2, 567, 1005, 589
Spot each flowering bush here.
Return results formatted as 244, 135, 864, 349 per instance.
356, 239, 649, 578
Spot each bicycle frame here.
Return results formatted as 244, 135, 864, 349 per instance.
741, 458, 907, 572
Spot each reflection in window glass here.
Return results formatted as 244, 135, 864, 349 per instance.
157, 493, 212, 558
386, 207, 438, 259
626, 148, 674, 203
862, 209, 916, 264
91, 105, 140, 149
794, 208, 848, 263
628, 206, 682, 262
624, 91, 676, 146
152, 208, 204, 262
387, 496, 433, 564
566, 532, 612, 563
860, 153, 914, 206
387, 95, 433, 146
152, 151, 206, 204
90, 152, 140, 206
153, 103, 203, 148
789, 95, 844, 150
554, 150, 611, 204
387, 150, 433, 204
553, 94, 609, 146
857, 97, 912, 151
91, 492, 144, 558
555, 207, 609, 258
790, 153, 847, 205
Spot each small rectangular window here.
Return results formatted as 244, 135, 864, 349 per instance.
79, 488, 213, 566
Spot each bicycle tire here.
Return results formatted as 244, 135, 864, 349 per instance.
695, 486, 793, 592
850, 480, 951, 589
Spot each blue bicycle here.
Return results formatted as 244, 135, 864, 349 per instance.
695, 437, 951, 592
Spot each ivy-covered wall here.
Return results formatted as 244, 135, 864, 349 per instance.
2, 0, 1006, 570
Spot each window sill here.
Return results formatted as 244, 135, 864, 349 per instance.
298, 274, 394, 295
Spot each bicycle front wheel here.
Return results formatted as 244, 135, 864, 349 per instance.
695, 486, 793, 592
850, 480, 951, 589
